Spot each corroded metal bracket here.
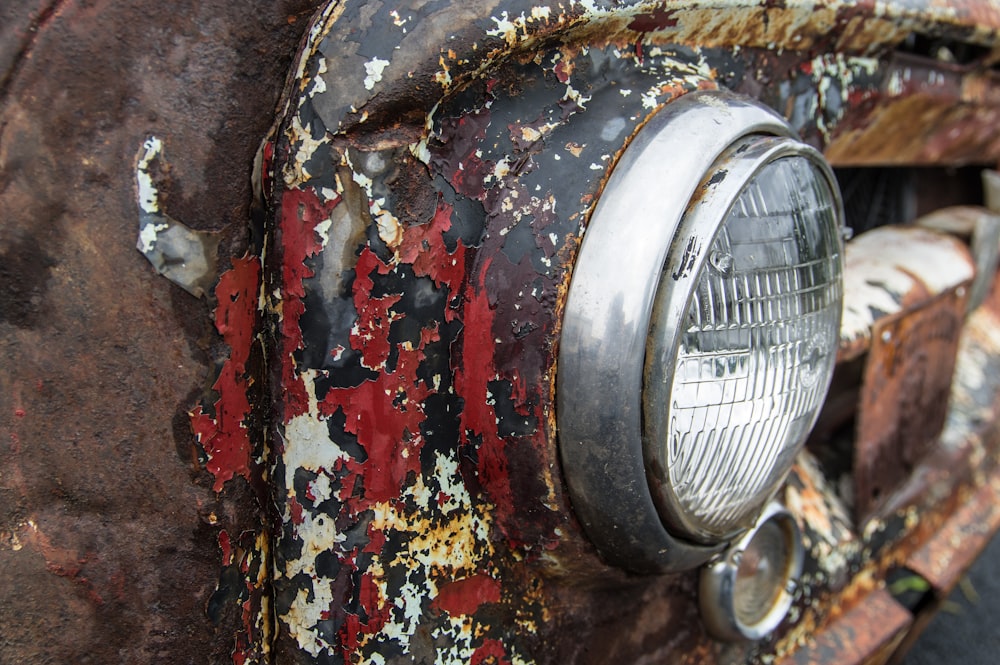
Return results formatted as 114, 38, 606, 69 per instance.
855, 282, 970, 521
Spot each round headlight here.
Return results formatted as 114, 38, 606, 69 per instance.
645, 136, 843, 543
558, 90, 843, 572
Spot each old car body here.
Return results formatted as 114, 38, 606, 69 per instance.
3, 0, 1000, 663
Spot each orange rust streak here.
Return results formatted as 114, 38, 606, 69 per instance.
777, 588, 911, 665
906, 469, 1000, 593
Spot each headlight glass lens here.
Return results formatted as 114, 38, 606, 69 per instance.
649, 150, 843, 541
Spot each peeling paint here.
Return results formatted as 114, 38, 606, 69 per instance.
840, 226, 974, 355
134, 136, 220, 297
255, 0, 1000, 662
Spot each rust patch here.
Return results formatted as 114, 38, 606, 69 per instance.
776, 588, 912, 665
854, 283, 970, 522
905, 471, 1000, 593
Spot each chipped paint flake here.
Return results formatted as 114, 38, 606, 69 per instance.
136, 136, 163, 214
363, 57, 391, 90
135, 137, 220, 297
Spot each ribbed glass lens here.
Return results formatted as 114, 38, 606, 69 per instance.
666, 155, 842, 538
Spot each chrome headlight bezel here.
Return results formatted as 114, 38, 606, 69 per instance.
557, 89, 844, 572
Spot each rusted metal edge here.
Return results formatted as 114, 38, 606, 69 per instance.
854, 280, 971, 522
776, 587, 912, 665
906, 469, 1000, 594
781, 460, 1000, 665
883, 468, 1000, 663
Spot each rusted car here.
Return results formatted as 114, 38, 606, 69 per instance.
4, 0, 1000, 663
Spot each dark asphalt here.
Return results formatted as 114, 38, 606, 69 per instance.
901, 531, 1000, 665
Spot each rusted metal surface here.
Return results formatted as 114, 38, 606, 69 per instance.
822, 54, 1000, 166
886, 441, 1000, 663
775, 588, 912, 665
855, 283, 971, 522
829, 226, 976, 522
0, 1, 325, 663
905, 472, 1000, 594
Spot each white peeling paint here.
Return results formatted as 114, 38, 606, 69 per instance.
137, 221, 168, 253
311, 57, 328, 96
136, 136, 163, 214
287, 583, 337, 656
363, 57, 391, 90
283, 375, 351, 482
284, 113, 332, 187
350, 448, 495, 657
842, 227, 974, 345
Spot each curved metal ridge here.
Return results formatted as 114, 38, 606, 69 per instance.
289, 0, 1000, 141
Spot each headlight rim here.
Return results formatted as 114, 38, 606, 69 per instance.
557, 88, 840, 573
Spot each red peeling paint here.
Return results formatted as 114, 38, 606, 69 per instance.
397, 200, 468, 318
471, 638, 512, 665
454, 259, 517, 532
432, 574, 502, 616
232, 635, 249, 665
342, 614, 363, 652
219, 531, 233, 567
187, 254, 266, 663
322, 332, 436, 506
350, 249, 402, 370
190, 255, 261, 492
364, 523, 387, 554
554, 58, 572, 83
358, 572, 391, 632
289, 496, 305, 525
431, 109, 494, 199
278, 187, 342, 420
454, 257, 498, 441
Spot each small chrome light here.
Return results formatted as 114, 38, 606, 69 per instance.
700, 503, 804, 641
557, 90, 844, 572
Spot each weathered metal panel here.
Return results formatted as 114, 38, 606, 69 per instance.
0, 1, 325, 663
839, 226, 975, 361
905, 472, 1000, 594
855, 283, 971, 521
